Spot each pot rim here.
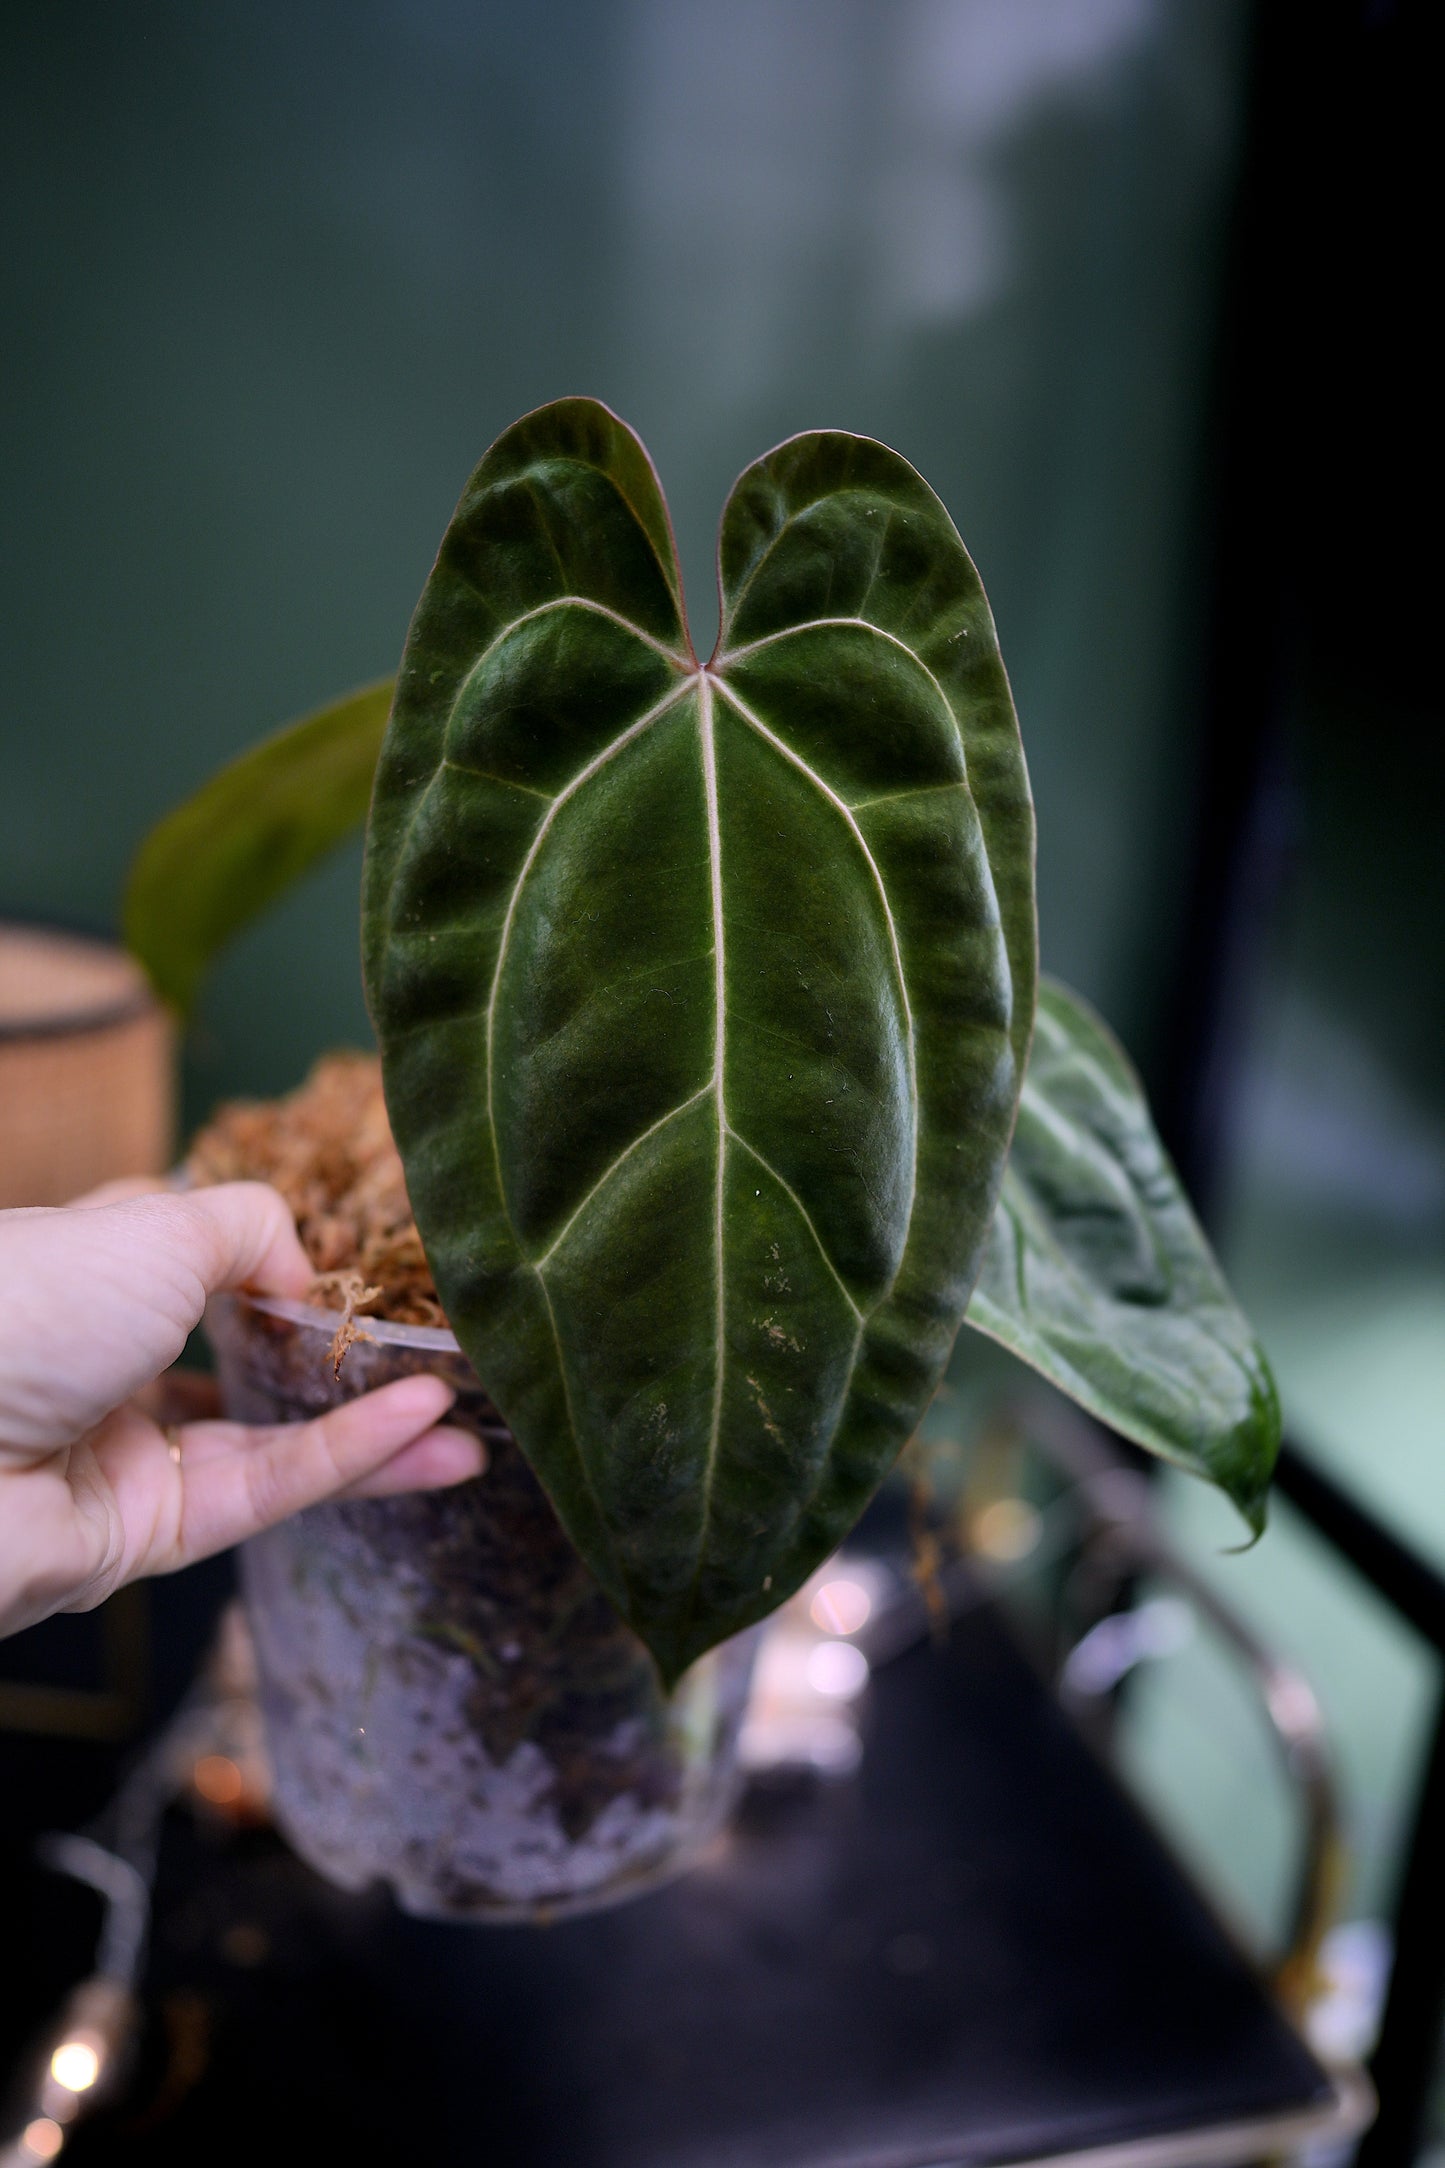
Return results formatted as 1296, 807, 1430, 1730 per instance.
228, 1287, 463, 1356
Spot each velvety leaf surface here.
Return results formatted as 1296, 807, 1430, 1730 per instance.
125, 680, 394, 1014
364, 399, 1036, 1680
964, 976, 1280, 1530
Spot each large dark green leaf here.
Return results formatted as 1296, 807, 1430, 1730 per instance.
364, 398, 1036, 1680
124, 679, 394, 1014
963, 976, 1280, 1529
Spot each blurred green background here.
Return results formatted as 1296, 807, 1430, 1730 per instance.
2, 0, 1441, 2104
1, 0, 1245, 1110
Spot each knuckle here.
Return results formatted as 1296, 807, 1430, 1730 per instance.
242, 1439, 292, 1529
307, 1409, 352, 1490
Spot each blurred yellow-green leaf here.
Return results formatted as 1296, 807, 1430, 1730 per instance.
124, 678, 393, 1016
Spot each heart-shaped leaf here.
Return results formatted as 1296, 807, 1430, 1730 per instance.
125, 679, 394, 1014
364, 398, 1036, 1680
963, 976, 1280, 1529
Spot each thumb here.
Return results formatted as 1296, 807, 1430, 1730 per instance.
163, 1183, 313, 1301
0, 1185, 313, 1458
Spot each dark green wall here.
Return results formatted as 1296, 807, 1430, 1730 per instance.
0, 0, 1247, 1128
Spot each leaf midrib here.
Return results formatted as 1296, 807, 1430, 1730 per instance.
439, 599, 927, 1270
708, 673, 919, 1238
398, 590, 941, 1596
699, 670, 729, 1545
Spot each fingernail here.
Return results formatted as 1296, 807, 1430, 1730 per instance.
382, 1375, 456, 1424
428, 1426, 488, 1481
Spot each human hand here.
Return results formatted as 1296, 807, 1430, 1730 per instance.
0, 1182, 482, 1638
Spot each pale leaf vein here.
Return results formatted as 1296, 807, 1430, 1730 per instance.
484, 677, 698, 1232
715, 616, 964, 782
532, 1085, 712, 1270
708, 673, 919, 1231
727, 1128, 864, 1326
698, 673, 729, 1560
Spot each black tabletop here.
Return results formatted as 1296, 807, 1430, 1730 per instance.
42, 1600, 1334, 2167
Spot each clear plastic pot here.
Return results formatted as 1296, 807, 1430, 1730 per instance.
206, 1290, 758, 1922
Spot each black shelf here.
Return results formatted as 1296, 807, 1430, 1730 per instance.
34, 1602, 1335, 2168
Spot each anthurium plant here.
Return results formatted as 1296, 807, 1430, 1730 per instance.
126, 397, 1279, 1685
